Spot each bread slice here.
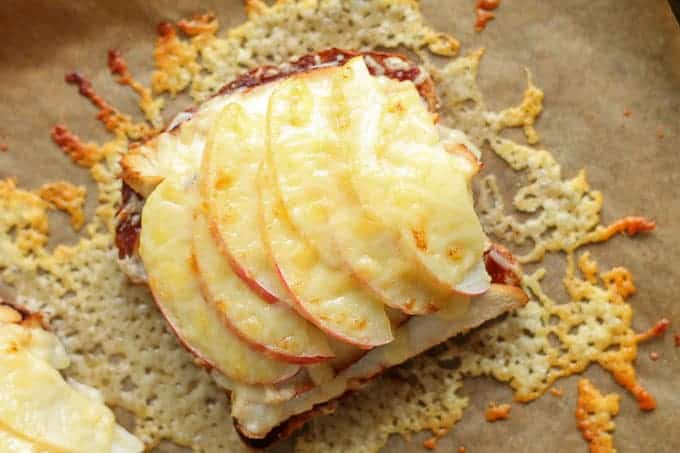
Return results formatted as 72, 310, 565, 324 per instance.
115, 49, 438, 284
114, 48, 527, 446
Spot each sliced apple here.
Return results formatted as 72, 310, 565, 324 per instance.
192, 209, 334, 364
340, 58, 491, 295
267, 68, 471, 315
139, 176, 299, 385
0, 349, 119, 452
257, 160, 392, 349
0, 306, 144, 453
200, 89, 291, 304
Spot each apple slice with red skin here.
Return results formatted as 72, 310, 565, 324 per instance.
139, 176, 299, 385
233, 284, 528, 440
341, 58, 491, 296
267, 65, 477, 315
200, 92, 292, 306
257, 159, 393, 350
192, 209, 334, 365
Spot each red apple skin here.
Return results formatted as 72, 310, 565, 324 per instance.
208, 218, 283, 305
270, 260, 384, 351
192, 252, 335, 366
146, 276, 299, 385
255, 182, 391, 350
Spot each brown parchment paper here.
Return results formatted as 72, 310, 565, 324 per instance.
1, 1, 679, 452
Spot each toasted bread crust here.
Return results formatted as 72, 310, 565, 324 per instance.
235, 283, 528, 447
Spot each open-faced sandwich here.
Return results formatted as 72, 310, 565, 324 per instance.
0, 299, 143, 452
114, 48, 528, 446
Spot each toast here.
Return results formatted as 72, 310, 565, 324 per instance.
114, 48, 527, 446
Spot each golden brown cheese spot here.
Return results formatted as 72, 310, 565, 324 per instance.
601, 267, 636, 299
387, 99, 406, 114
214, 170, 234, 191
354, 318, 367, 331
197, 200, 210, 216
38, 181, 87, 231
0, 143, 8, 152
425, 32, 460, 57
411, 228, 428, 251
575, 379, 619, 453
484, 403, 511, 422
6, 341, 20, 353
188, 254, 199, 274
447, 246, 463, 261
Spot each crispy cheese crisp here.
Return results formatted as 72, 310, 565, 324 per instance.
576, 379, 620, 453
0, 1, 659, 452
38, 181, 87, 231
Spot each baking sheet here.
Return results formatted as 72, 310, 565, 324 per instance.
1, 0, 679, 451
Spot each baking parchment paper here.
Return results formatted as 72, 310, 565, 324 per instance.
1, 1, 678, 452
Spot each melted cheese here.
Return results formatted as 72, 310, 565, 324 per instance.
0, 316, 142, 453
193, 209, 334, 363
257, 160, 393, 348
139, 176, 299, 384
267, 62, 468, 315
201, 88, 291, 305
341, 58, 489, 294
